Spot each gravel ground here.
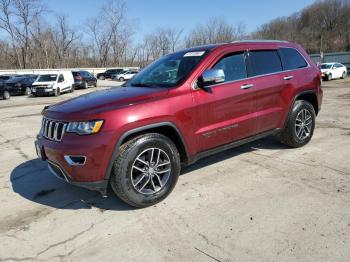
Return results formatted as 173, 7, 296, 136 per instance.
0, 78, 349, 262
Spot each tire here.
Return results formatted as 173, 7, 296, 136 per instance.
93, 82, 97, 87
341, 71, 346, 79
327, 73, 332, 81
278, 100, 316, 148
99, 75, 105, 80
119, 77, 125, 82
83, 81, 88, 89
54, 88, 60, 96
70, 85, 75, 93
110, 133, 181, 208
2, 90, 10, 100
24, 87, 31, 96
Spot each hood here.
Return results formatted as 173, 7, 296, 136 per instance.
44, 86, 169, 118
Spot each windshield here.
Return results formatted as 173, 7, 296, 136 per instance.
320, 64, 332, 69
126, 50, 208, 88
37, 74, 57, 82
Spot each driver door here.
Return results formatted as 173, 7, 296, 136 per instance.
192, 51, 256, 152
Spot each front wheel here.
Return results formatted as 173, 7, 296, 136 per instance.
327, 73, 332, 81
2, 90, 10, 100
54, 88, 60, 96
119, 77, 124, 82
278, 100, 316, 148
110, 133, 180, 208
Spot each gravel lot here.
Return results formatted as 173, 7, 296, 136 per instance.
0, 78, 350, 262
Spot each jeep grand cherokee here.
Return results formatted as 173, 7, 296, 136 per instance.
35, 40, 323, 207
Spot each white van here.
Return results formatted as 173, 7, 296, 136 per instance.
31, 71, 74, 96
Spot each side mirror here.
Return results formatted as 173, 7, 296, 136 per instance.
197, 69, 225, 89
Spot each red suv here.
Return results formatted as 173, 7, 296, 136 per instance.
35, 40, 323, 207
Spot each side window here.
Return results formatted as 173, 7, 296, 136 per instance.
247, 50, 282, 77
212, 52, 247, 82
278, 48, 307, 70
58, 74, 64, 82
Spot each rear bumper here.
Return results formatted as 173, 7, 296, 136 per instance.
74, 81, 85, 88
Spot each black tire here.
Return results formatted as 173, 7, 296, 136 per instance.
24, 87, 31, 96
83, 81, 88, 89
54, 88, 60, 96
119, 77, 124, 82
2, 90, 10, 100
110, 133, 181, 208
99, 75, 105, 80
341, 71, 346, 79
327, 73, 332, 81
278, 100, 316, 148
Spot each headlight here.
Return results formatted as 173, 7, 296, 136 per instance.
47, 83, 54, 88
66, 120, 104, 135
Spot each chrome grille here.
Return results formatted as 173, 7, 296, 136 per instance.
41, 118, 67, 141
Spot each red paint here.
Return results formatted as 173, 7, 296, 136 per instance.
35, 41, 322, 184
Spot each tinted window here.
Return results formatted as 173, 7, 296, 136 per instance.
58, 74, 64, 82
248, 50, 282, 77
72, 72, 80, 76
279, 48, 307, 70
213, 52, 247, 82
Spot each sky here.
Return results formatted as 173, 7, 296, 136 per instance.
43, 0, 315, 40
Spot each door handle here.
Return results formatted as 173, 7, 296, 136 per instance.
241, 84, 254, 89
283, 76, 294, 80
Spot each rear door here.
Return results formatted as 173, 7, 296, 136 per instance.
192, 51, 256, 152
246, 49, 284, 133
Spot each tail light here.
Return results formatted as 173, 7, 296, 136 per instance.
75, 75, 83, 80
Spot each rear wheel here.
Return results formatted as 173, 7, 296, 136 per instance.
99, 75, 105, 80
327, 73, 332, 81
2, 90, 10, 100
341, 71, 346, 79
83, 81, 88, 89
25, 87, 31, 96
278, 100, 315, 148
119, 77, 125, 82
110, 133, 180, 208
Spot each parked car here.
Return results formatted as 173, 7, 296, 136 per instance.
0, 74, 16, 81
5, 74, 38, 96
0, 80, 10, 100
72, 71, 97, 89
31, 71, 74, 96
320, 62, 347, 81
111, 70, 127, 80
97, 69, 124, 80
115, 70, 138, 81
35, 40, 323, 208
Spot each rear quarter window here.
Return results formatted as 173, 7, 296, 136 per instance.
247, 50, 282, 77
278, 48, 308, 70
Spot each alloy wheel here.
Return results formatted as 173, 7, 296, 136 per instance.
295, 109, 312, 140
131, 148, 171, 195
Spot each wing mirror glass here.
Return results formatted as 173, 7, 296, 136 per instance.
197, 69, 225, 89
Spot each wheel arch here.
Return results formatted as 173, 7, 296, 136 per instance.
294, 90, 319, 115
104, 122, 189, 181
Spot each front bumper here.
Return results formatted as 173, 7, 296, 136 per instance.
32, 88, 54, 95
35, 130, 116, 195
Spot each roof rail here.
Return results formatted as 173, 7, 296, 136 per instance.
231, 39, 289, 43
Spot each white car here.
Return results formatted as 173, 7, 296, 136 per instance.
31, 71, 74, 96
320, 62, 347, 81
116, 70, 138, 81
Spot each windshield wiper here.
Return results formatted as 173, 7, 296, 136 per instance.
130, 83, 156, 87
